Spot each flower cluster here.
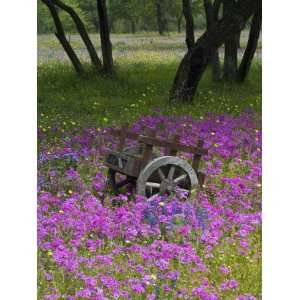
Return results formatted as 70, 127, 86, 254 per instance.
38, 112, 261, 299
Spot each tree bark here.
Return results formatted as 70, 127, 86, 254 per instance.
41, 0, 84, 74
169, 0, 258, 104
204, 0, 221, 81
155, 1, 165, 35
130, 19, 136, 34
177, 15, 182, 33
49, 0, 102, 73
237, 1, 261, 82
223, 0, 240, 81
182, 0, 195, 49
97, 0, 113, 73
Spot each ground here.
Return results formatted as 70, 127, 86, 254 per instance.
38, 32, 261, 300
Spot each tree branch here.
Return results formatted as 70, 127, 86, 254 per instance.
41, 0, 84, 74
49, 0, 102, 72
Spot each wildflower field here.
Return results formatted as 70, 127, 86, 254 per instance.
38, 33, 262, 300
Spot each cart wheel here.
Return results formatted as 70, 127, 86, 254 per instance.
107, 168, 136, 195
137, 156, 198, 200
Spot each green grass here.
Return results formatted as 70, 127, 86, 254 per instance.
38, 57, 261, 133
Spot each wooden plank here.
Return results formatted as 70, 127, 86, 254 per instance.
117, 123, 129, 151
142, 128, 156, 162
197, 171, 206, 187
138, 135, 208, 155
167, 134, 180, 156
192, 140, 205, 171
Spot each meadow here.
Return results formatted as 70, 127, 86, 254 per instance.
38, 32, 261, 300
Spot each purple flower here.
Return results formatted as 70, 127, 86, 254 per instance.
131, 283, 145, 294
220, 279, 239, 290
219, 265, 231, 275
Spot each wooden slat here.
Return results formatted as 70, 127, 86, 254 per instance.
117, 123, 129, 151
167, 134, 180, 156
142, 128, 156, 162
192, 140, 205, 170
197, 171, 206, 187
138, 135, 207, 155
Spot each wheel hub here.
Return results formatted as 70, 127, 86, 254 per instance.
160, 179, 176, 193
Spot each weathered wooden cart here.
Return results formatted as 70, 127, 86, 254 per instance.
104, 124, 208, 200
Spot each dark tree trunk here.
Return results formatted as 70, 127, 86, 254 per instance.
213, 0, 222, 20
109, 17, 115, 33
97, 0, 113, 73
182, 0, 195, 49
130, 19, 136, 34
237, 30, 241, 48
49, 0, 102, 73
223, 0, 240, 81
237, 1, 261, 82
177, 15, 182, 33
41, 0, 84, 74
204, 0, 222, 81
155, 1, 165, 35
169, 0, 258, 104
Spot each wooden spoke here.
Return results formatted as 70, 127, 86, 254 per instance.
146, 182, 161, 188
158, 168, 166, 181
168, 166, 176, 180
174, 174, 187, 183
118, 157, 123, 169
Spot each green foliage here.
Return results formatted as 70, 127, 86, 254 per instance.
38, 0, 93, 34
38, 0, 54, 34
77, 0, 99, 32
37, 0, 211, 34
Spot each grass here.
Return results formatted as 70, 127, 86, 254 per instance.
38, 57, 261, 133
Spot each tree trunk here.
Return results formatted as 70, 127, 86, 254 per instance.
156, 1, 165, 35
237, 1, 261, 82
169, 0, 258, 104
182, 0, 195, 49
41, 0, 84, 74
49, 0, 102, 73
177, 16, 182, 33
204, 0, 221, 81
130, 19, 136, 34
223, 0, 240, 81
97, 0, 113, 73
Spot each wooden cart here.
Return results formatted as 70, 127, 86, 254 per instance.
104, 124, 208, 200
